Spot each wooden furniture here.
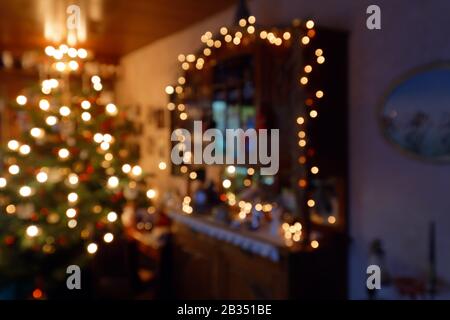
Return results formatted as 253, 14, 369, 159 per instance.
167, 23, 349, 299
170, 214, 347, 299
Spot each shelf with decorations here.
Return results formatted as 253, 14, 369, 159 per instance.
165, 15, 348, 253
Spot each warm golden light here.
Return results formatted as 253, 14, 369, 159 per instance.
307, 199, 315, 207
30, 128, 45, 139
132, 165, 142, 176
68, 60, 79, 71
104, 233, 114, 243
310, 110, 318, 118
122, 164, 131, 174
146, 189, 157, 199
77, 49, 88, 59
186, 54, 196, 62
39, 99, 50, 111
46, 116, 58, 126
20, 186, 32, 197
100, 141, 111, 152
306, 20, 315, 29
68, 48, 78, 58
87, 243, 98, 254
94, 82, 103, 91
299, 139, 307, 147
8, 140, 19, 151
283, 32, 291, 40
68, 219, 77, 229
19, 145, 31, 156
260, 31, 268, 39
107, 211, 118, 222
45, 46, 55, 56
59, 106, 71, 117
247, 167, 255, 175
58, 148, 70, 159
222, 179, 231, 189
226, 166, 236, 174
165, 86, 174, 95
304, 65, 312, 73
68, 173, 79, 185
315, 49, 323, 56
66, 208, 77, 218
81, 112, 91, 122
300, 77, 308, 85
158, 161, 167, 170
328, 216, 336, 224
106, 103, 118, 116
301, 36, 310, 45
167, 103, 175, 111
203, 48, 212, 56
220, 27, 228, 35
36, 171, 48, 183
55, 62, 66, 72
316, 90, 324, 98
239, 18, 247, 27
9, 165, 20, 175
26, 225, 39, 237
311, 166, 319, 174
81, 100, 91, 110
107, 176, 119, 188
311, 240, 319, 249
189, 172, 197, 180
93, 133, 103, 143
16, 95, 27, 106
317, 56, 325, 64
296, 117, 305, 125
179, 112, 188, 120
68, 192, 78, 203
6, 204, 15, 214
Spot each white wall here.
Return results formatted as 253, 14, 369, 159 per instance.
118, 0, 450, 299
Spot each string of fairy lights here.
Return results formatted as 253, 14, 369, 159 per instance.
165, 16, 327, 249
2, 44, 155, 256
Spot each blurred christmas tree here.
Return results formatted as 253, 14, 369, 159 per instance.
0, 44, 150, 295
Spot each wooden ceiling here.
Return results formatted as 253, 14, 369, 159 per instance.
0, 0, 236, 60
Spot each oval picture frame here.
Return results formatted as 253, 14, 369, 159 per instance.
379, 61, 450, 164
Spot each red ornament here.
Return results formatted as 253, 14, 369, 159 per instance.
4, 236, 15, 246
111, 192, 123, 203
86, 165, 94, 174
79, 173, 90, 182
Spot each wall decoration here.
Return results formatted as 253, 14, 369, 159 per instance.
380, 63, 450, 162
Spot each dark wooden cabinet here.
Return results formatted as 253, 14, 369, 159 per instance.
170, 218, 347, 299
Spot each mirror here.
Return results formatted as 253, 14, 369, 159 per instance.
380, 64, 450, 162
